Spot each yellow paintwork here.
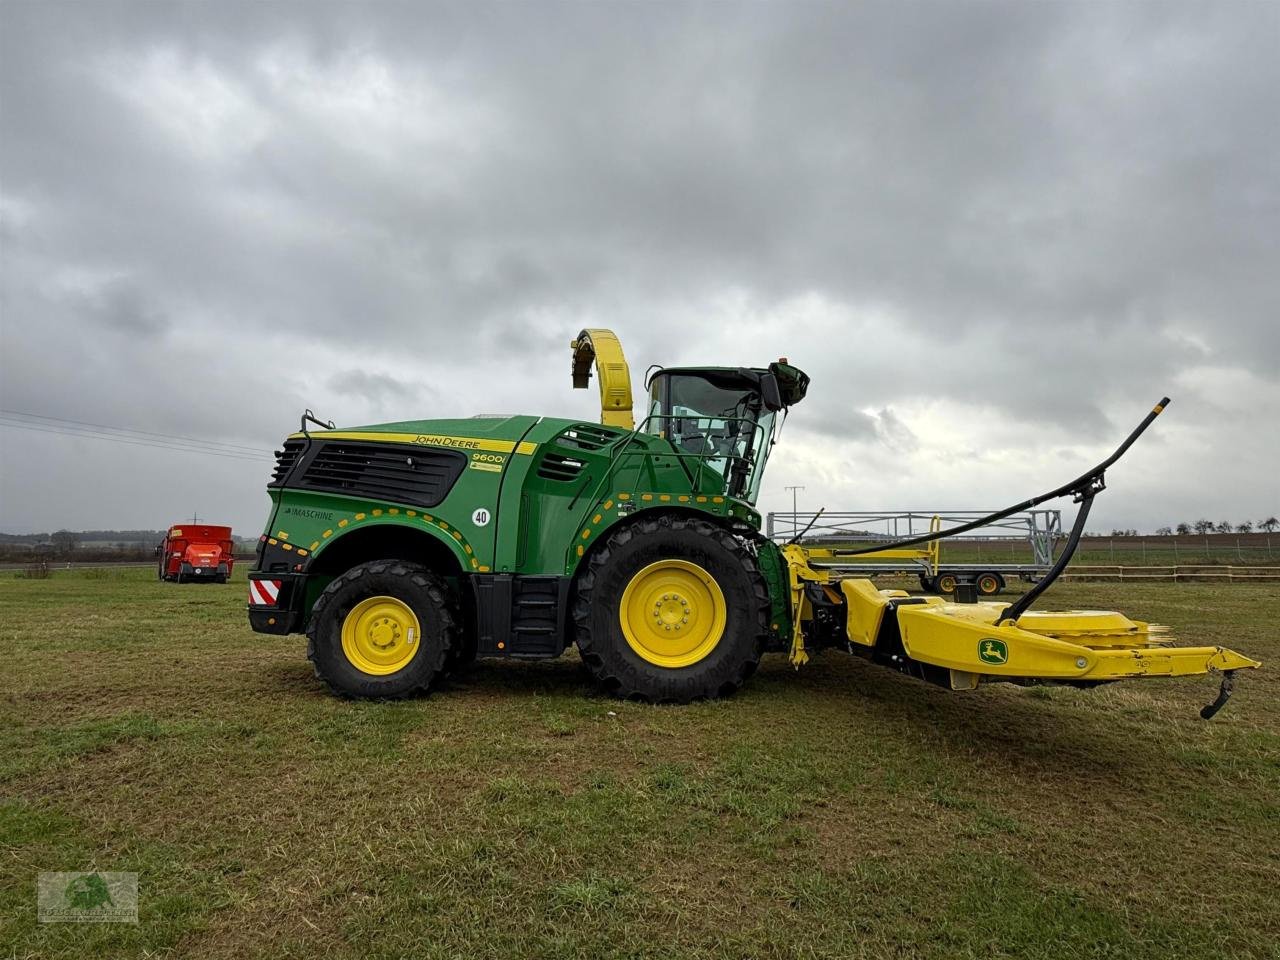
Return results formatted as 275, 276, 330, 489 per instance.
895, 601, 1259, 680
840, 578, 888, 647
784, 545, 1261, 686
619, 559, 726, 668
340, 595, 422, 676
781, 543, 825, 665
287, 431, 537, 455
570, 328, 634, 429
803, 515, 942, 577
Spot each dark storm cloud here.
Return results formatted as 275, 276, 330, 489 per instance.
1, 0, 1276, 533
328, 369, 423, 408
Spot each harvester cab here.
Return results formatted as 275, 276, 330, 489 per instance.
247, 327, 1258, 713
570, 327, 810, 505
643, 365, 801, 502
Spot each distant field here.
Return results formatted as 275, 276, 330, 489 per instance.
935, 539, 1278, 568
1, 568, 1276, 959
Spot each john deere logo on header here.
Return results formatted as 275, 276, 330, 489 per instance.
978, 638, 1009, 665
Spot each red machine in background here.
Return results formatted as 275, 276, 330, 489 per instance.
157, 524, 235, 583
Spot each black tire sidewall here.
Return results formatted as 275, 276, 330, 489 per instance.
977, 573, 1003, 596
580, 519, 765, 701
308, 561, 453, 698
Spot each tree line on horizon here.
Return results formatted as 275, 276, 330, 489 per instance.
0, 529, 254, 563
1106, 517, 1279, 537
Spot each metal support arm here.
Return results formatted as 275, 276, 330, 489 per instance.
823, 398, 1171, 560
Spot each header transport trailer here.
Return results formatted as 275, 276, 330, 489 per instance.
158, 524, 235, 583
767, 509, 1064, 596
245, 330, 1258, 716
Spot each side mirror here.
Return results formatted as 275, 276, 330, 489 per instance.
760, 374, 784, 412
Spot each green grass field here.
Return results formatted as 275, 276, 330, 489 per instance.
1, 568, 1276, 959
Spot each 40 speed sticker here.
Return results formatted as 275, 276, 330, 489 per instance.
468, 452, 506, 473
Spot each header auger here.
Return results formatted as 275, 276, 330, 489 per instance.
247, 330, 1259, 714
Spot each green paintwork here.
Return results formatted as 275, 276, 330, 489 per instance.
754, 539, 793, 640
261, 409, 777, 640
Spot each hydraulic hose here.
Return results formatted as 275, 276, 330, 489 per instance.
818, 398, 1170, 559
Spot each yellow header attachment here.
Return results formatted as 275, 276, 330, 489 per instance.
570, 328, 634, 429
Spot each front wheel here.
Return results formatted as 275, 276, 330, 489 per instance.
307, 560, 457, 699
573, 515, 769, 703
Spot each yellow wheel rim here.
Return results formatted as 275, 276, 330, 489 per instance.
619, 559, 727, 668
938, 575, 957, 593
340, 596, 422, 676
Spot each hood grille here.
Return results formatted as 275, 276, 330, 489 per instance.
269, 439, 306, 486
273, 440, 466, 508
537, 453, 586, 482
556, 424, 623, 452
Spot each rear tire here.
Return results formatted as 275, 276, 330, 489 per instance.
307, 560, 457, 699
935, 573, 958, 595
976, 572, 1004, 596
573, 514, 769, 703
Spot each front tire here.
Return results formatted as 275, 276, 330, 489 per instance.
573, 515, 769, 703
307, 560, 457, 699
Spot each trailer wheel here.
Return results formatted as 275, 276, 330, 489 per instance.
306, 560, 457, 699
976, 572, 1004, 596
573, 515, 769, 703
935, 573, 958, 595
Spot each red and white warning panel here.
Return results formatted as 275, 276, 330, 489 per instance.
249, 579, 281, 606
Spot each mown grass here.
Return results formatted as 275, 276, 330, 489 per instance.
0, 568, 1276, 958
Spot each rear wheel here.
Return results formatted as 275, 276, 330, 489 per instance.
307, 560, 457, 699
935, 573, 958, 595
573, 515, 769, 702
976, 572, 1004, 596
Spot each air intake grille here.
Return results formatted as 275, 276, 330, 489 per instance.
269, 439, 306, 487
556, 424, 623, 452
537, 453, 586, 482
289, 441, 466, 508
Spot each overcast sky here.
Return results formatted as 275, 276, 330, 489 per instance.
1, 0, 1276, 538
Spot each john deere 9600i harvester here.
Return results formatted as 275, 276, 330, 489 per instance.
247, 330, 1258, 714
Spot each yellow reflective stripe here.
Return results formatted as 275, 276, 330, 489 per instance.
287, 431, 538, 455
